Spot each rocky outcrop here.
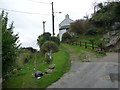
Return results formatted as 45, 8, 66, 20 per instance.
101, 30, 120, 52
106, 32, 120, 47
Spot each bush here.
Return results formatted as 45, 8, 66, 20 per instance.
69, 20, 89, 35
22, 47, 37, 53
43, 32, 51, 37
51, 37, 60, 46
86, 28, 97, 35
37, 32, 51, 47
62, 32, 72, 43
16, 49, 31, 68
41, 41, 59, 54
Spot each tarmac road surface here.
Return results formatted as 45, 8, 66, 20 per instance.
48, 53, 119, 88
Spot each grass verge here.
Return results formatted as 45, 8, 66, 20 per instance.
3, 45, 71, 88
62, 43, 105, 62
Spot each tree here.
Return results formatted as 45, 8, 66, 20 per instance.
97, 3, 103, 10
1, 11, 20, 76
69, 20, 89, 35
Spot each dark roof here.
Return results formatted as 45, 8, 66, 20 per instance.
59, 25, 70, 30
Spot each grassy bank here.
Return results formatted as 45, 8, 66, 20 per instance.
72, 35, 102, 43
3, 46, 71, 88
62, 43, 105, 62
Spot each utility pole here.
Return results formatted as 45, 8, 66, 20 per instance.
52, 2, 55, 36
43, 21, 46, 34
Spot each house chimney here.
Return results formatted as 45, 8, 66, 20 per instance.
65, 14, 69, 19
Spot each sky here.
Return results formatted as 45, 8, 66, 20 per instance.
0, 0, 107, 50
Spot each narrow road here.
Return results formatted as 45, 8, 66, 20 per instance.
48, 46, 119, 88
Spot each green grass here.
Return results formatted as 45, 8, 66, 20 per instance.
62, 43, 105, 61
76, 35, 102, 43
3, 45, 71, 88
71, 35, 103, 49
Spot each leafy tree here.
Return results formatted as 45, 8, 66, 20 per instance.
1, 11, 20, 76
90, 2, 120, 31
69, 20, 89, 35
114, 2, 120, 22
97, 3, 103, 10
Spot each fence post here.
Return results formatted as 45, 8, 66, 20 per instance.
92, 42, 94, 50
85, 42, 87, 48
101, 43, 103, 51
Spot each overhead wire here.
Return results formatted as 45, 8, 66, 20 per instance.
0, 0, 51, 15
0, 8, 51, 15
27, 0, 51, 4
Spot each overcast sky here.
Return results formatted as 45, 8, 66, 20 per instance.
0, 0, 107, 50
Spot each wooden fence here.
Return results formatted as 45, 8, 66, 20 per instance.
70, 41, 103, 51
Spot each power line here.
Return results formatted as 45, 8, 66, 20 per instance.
0, 8, 51, 15
27, 0, 51, 4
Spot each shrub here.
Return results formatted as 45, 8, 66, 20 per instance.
51, 37, 60, 46
16, 49, 31, 69
41, 41, 59, 54
43, 32, 51, 37
1, 11, 20, 75
22, 47, 37, 53
37, 32, 51, 47
86, 28, 97, 35
69, 20, 89, 35
62, 32, 72, 43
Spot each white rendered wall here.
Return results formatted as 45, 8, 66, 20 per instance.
59, 29, 67, 41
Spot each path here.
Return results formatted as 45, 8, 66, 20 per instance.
48, 46, 119, 88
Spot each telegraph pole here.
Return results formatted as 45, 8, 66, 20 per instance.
43, 21, 46, 34
52, 2, 55, 36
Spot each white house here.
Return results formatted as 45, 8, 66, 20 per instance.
59, 14, 74, 41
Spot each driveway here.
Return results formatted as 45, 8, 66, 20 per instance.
48, 49, 119, 88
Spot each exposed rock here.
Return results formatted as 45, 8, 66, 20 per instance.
45, 68, 53, 74
48, 64, 55, 69
101, 30, 120, 42
94, 48, 101, 52
106, 32, 120, 47
101, 31, 120, 52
